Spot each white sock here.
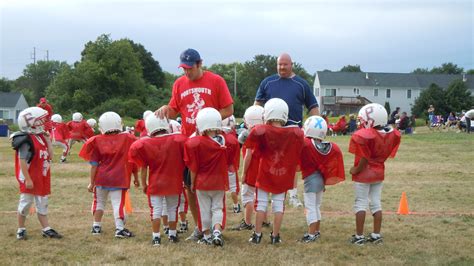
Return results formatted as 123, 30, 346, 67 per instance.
255, 232, 262, 237
169, 230, 177, 237
308, 233, 315, 238
371, 233, 381, 238
152, 232, 160, 238
233, 203, 239, 208
356, 234, 364, 239
213, 229, 221, 236
42, 226, 51, 232
93, 222, 101, 227
17, 228, 26, 233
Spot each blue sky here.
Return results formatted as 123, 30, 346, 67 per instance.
1, 0, 472, 79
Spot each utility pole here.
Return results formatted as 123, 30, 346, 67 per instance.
233, 63, 237, 96
46, 50, 49, 61
31, 47, 36, 64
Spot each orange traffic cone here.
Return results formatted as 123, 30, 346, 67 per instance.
397, 192, 410, 215
124, 191, 133, 214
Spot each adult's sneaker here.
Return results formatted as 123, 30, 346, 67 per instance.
91, 226, 102, 236
152, 236, 161, 246
299, 232, 320, 243
169, 235, 179, 243
42, 228, 63, 239
185, 227, 203, 242
212, 232, 224, 247
366, 233, 383, 244
115, 228, 135, 238
350, 235, 365, 246
270, 232, 282, 244
231, 219, 254, 231
249, 231, 262, 244
17, 229, 27, 240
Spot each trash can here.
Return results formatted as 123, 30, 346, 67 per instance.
0, 125, 9, 137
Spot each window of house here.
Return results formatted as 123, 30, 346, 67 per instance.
353, 88, 359, 95
374, 88, 378, 97
386, 89, 391, 98
407, 89, 412, 99
325, 88, 336, 96
0, 110, 7, 119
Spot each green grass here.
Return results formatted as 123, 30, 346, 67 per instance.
0, 127, 473, 264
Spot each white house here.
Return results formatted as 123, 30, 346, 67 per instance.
0, 92, 29, 124
313, 72, 474, 115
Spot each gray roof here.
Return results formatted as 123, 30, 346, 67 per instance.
0, 92, 23, 108
316, 72, 474, 89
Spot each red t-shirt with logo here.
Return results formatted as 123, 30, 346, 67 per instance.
245, 125, 304, 194
300, 138, 345, 185
168, 71, 233, 136
129, 133, 187, 196
15, 134, 51, 196
184, 134, 234, 191
79, 133, 136, 188
349, 127, 401, 183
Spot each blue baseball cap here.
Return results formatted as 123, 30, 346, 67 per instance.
179, 48, 201, 69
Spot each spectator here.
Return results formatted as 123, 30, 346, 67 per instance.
388, 107, 400, 125
36, 97, 53, 132
397, 112, 410, 132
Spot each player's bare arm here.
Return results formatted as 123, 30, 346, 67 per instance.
19, 159, 34, 189
308, 106, 320, 116
190, 170, 197, 193
241, 148, 252, 184
350, 157, 368, 175
140, 167, 148, 194
88, 165, 98, 193
219, 104, 234, 120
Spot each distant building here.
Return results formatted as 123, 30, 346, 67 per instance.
314, 72, 474, 115
0, 92, 29, 124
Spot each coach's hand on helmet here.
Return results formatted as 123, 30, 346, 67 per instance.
155, 105, 170, 119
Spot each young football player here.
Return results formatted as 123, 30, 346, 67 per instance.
86, 118, 98, 135
79, 112, 137, 239
349, 103, 401, 245
184, 107, 239, 246
222, 115, 241, 213
246, 98, 305, 244
67, 112, 93, 152
50, 114, 71, 163
299, 116, 345, 242
129, 114, 187, 246
12, 107, 62, 240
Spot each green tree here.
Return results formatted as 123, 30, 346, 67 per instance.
0, 78, 14, 92
411, 83, 447, 118
467, 69, 474, 75
430, 63, 463, 74
384, 101, 391, 115
412, 68, 429, 74
127, 40, 165, 89
340, 64, 362, 72
444, 79, 473, 112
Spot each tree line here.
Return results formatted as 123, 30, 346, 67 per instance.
1, 34, 473, 119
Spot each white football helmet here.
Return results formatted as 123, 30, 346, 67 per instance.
222, 115, 236, 128
98, 112, 122, 134
143, 110, 153, 120
169, 119, 182, 133
196, 107, 222, 133
72, 112, 83, 122
303, 116, 328, 140
145, 114, 169, 135
264, 98, 288, 124
17, 107, 48, 134
51, 114, 62, 123
87, 118, 97, 128
244, 105, 264, 128
358, 103, 388, 128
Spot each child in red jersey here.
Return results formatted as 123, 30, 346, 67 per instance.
67, 112, 93, 151
299, 116, 345, 242
12, 107, 62, 240
245, 98, 305, 245
222, 115, 241, 213
50, 114, 71, 163
184, 107, 239, 247
349, 103, 401, 245
129, 114, 187, 246
79, 112, 137, 239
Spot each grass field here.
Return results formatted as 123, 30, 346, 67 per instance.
0, 127, 473, 265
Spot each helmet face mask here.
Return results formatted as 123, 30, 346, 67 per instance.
18, 107, 48, 134
303, 115, 327, 140
145, 115, 170, 135
98, 112, 123, 134
244, 105, 264, 128
358, 103, 388, 128
196, 107, 222, 134
263, 98, 289, 124
222, 115, 236, 129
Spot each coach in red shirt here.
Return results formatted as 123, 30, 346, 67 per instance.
155, 48, 234, 241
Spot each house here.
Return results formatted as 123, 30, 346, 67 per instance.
0, 92, 29, 124
313, 72, 474, 115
